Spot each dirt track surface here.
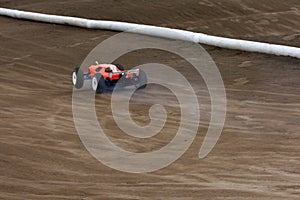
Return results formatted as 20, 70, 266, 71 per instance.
0, 0, 300, 199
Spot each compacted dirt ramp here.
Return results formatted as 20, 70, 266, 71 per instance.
0, 0, 299, 199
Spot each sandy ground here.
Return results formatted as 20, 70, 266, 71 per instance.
0, 0, 300, 199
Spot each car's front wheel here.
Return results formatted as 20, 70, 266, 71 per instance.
72, 67, 84, 89
92, 74, 106, 93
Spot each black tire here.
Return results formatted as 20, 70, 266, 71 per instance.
136, 69, 147, 89
92, 74, 106, 93
72, 67, 84, 89
115, 64, 124, 71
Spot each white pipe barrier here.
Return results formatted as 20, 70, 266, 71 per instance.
0, 8, 299, 59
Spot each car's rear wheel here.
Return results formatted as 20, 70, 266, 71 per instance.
72, 67, 84, 89
92, 74, 106, 93
115, 63, 124, 71
136, 69, 147, 89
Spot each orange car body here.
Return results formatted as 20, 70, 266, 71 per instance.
88, 64, 139, 81
72, 63, 147, 91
